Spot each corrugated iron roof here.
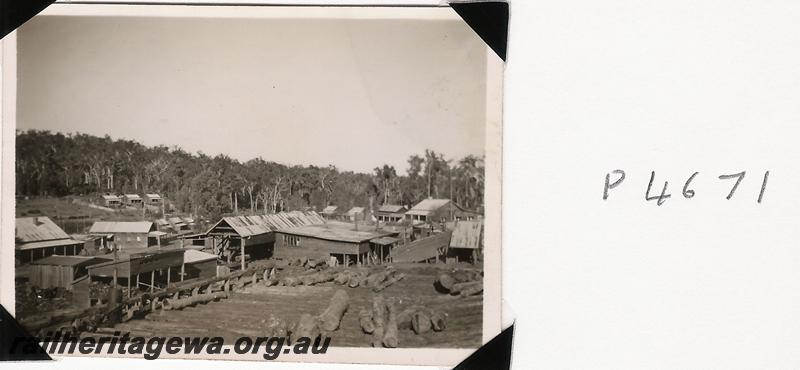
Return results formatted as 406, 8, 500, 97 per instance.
377, 204, 407, 213
208, 211, 326, 238
102, 195, 121, 200
89, 221, 154, 234
16, 238, 84, 251
321, 206, 338, 214
346, 207, 365, 215
145, 193, 161, 198
123, 194, 142, 199
31, 255, 111, 267
371, 236, 401, 245
277, 224, 395, 243
16, 217, 71, 242
449, 221, 483, 249
406, 198, 453, 215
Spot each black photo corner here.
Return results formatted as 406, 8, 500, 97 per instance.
0, 0, 510, 367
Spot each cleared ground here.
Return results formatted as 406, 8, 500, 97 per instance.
103, 263, 483, 348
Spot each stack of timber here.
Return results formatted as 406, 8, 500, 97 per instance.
436, 269, 483, 297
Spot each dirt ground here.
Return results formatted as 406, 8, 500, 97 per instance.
104, 263, 483, 348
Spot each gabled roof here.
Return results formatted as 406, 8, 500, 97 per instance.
16, 217, 71, 243
16, 239, 83, 251
31, 255, 111, 267
102, 195, 121, 200
377, 204, 407, 213
449, 221, 483, 249
208, 211, 326, 238
277, 224, 395, 243
321, 206, 338, 214
346, 207, 365, 215
89, 221, 154, 234
123, 194, 142, 200
144, 193, 161, 198
406, 198, 461, 216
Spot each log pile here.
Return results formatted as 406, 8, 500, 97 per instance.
436, 270, 483, 296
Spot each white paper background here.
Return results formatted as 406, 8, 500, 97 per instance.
506, 0, 800, 369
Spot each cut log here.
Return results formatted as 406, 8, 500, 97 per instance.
294, 313, 319, 340
382, 300, 399, 348
359, 309, 374, 334
373, 273, 406, 292
298, 256, 309, 267
460, 281, 483, 297
449, 281, 482, 295
299, 270, 335, 286
318, 290, 349, 332
411, 310, 431, 334
265, 314, 289, 337
430, 311, 447, 331
437, 270, 482, 291
162, 291, 228, 311
334, 271, 352, 285
364, 268, 394, 288
348, 272, 367, 288
371, 295, 386, 347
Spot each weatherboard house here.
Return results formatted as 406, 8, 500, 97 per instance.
88, 221, 158, 249
375, 204, 408, 223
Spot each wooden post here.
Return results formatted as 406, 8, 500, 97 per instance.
73, 245, 77, 255
150, 270, 155, 292
241, 240, 246, 271
135, 273, 139, 289
167, 267, 171, 288
113, 268, 118, 287
181, 263, 185, 281
127, 276, 131, 298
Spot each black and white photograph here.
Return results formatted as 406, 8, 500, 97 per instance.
1, 3, 503, 365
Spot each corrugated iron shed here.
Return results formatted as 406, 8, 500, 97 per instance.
449, 221, 483, 249
31, 255, 111, 267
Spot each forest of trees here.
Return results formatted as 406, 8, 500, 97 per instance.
16, 130, 485, 221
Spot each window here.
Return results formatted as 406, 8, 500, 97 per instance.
283, 235, 301, 247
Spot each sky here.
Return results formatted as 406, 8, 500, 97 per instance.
16, 15, 487, 174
